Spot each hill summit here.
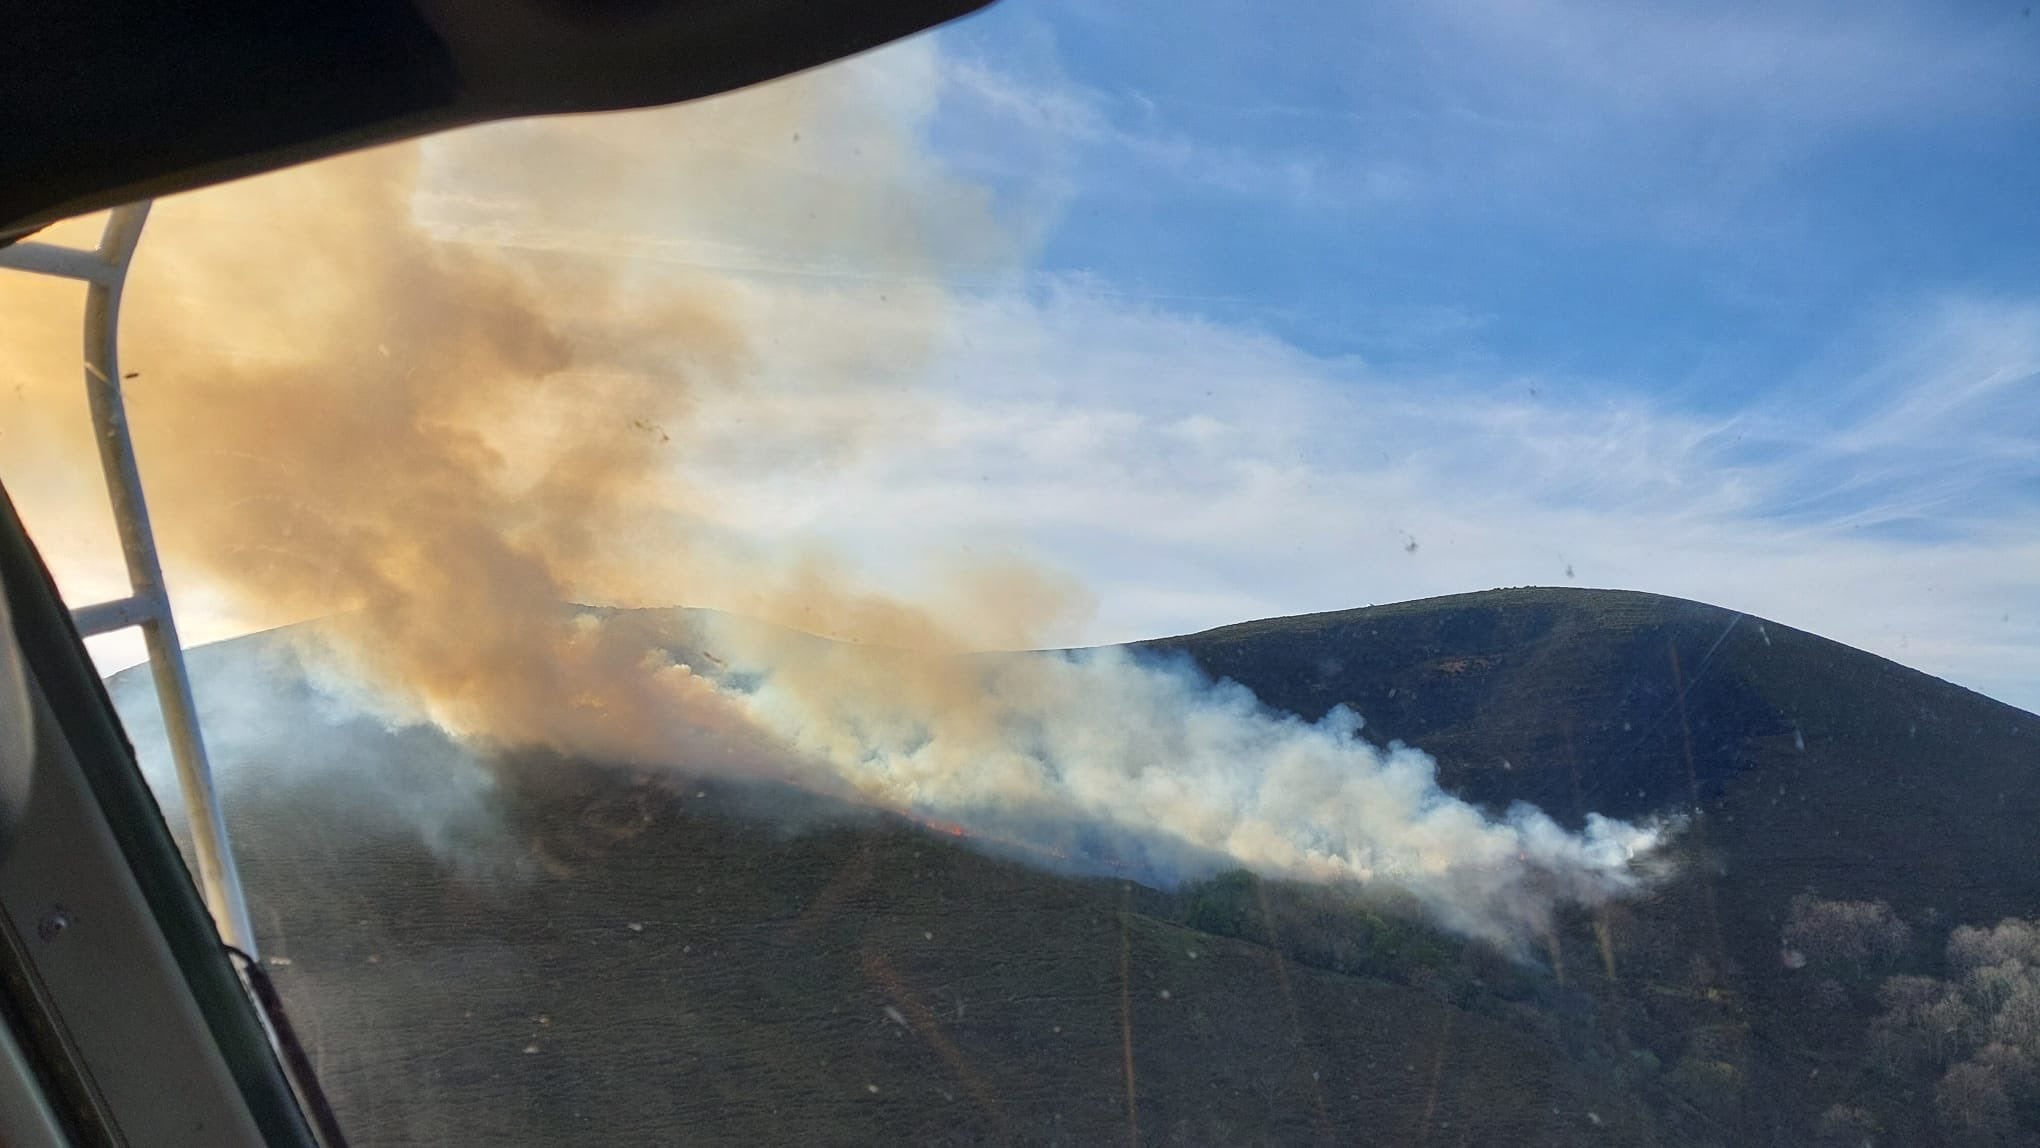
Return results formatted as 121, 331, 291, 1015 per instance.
111, 587, 2040, 1145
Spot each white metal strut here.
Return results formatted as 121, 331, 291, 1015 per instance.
0, 204, 257, 956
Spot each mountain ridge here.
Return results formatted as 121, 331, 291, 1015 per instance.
107, 585, 2040, 1145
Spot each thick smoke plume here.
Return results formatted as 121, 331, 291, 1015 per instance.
712, 628, 1661, 943
0, 53, 1659, 944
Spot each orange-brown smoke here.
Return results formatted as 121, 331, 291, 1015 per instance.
0, 60, 1663, 947
0, 59, 1084, 773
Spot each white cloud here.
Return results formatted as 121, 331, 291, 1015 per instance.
936, 55, 1350, 210
39, 22, 2040, 720
934, 1, 2040, 239
1428, 0, 2039, 130
665, 277, 2040, 710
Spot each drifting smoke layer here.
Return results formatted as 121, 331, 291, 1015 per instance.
706, 626, 1662, 944
0, 57, 1030, 770
0, 52, 1660, 945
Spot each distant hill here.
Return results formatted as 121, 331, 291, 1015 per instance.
111, 588, 2040, 1146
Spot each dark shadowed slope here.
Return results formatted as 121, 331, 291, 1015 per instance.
1149, 588, 2040, 1145
1153, 588, 2040, 966
110, 588, 2040, 1145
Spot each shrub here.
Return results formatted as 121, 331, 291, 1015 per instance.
1861, 917, 2040, 1142
1813, 1103, 1877, 1147
1936, 1060, 2013, 1143
1950, 920, 2040, 974
1184, 869, 1262, 941
1986, 979, 2040, 1055
1783, 895, 1913, 977
1871, 975, 1975, 1073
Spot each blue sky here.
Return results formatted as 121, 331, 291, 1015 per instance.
934, 0, 2040, 382
17, 0, 2040, 713
825, 0, 2040, 703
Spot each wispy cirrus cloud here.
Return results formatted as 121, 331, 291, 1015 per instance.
663, 276, 2040, 709
30, 10, 2040, 720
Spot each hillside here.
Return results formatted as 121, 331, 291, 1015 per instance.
1153, 589, 2040, 1144
109, 588, 2040, 1146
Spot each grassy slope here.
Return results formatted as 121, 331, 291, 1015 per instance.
233, 769, 1626, 1146
1149, 588, 2040, 1143
122, 587, 2040, 1145
1149, 587, 2040, 926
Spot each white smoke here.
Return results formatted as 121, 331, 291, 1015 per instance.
31, 39, 1663, 951
112, 607, 1665, 947
707, 623, 1664, 946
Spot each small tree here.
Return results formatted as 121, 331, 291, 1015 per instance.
1970, 1043, 2036, 1101
1987, 979, 2040, 1056
1184, 869, 1261, 941
1950, 920, 2040, 973
1783, 895, 1913, 977
1863, 917, 2040, 1142
1872, 976, 1975, 1073
1936, 1060, 2014, 1144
